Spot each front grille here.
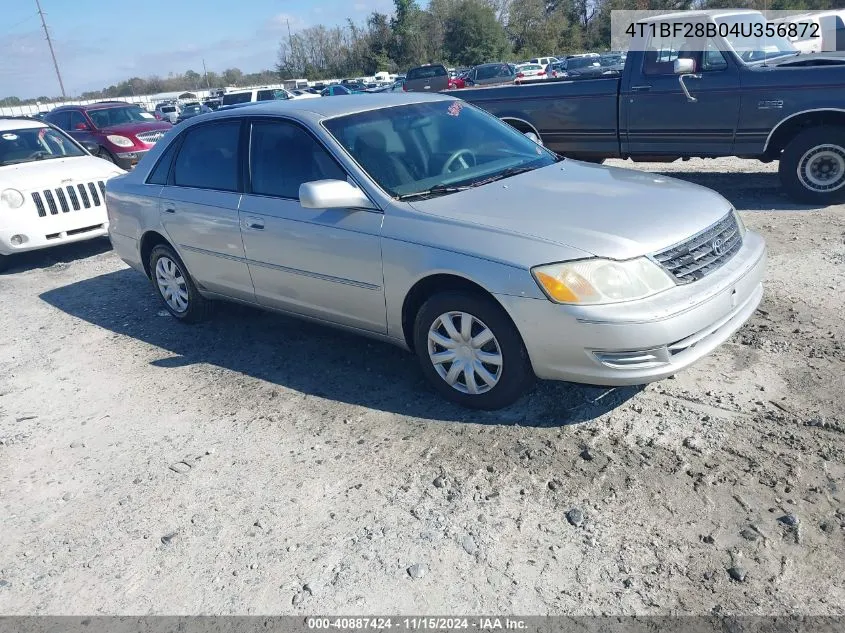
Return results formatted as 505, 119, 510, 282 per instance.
30, 181, 107, 218
136, 130, 166, 145
652, 212, 742, 284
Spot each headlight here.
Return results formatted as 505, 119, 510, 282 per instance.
532, 257, 675, 305
106, 135, 135, 148
0, 188, 25, 209
733, 209, 747, 238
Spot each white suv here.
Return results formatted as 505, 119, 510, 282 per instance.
0, 118, 124, 271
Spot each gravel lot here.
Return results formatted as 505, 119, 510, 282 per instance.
0, 157, 843, 615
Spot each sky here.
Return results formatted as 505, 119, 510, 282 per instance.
1, 0, 395, 99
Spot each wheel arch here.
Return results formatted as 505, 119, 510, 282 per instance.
764, 109, 845, 156
139, 230, 173, 278
400, 273, 517, 352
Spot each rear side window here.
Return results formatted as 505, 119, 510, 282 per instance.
222, 92, 252, 105
172, 122, 240, 191
249, 120, 346, 199
45, 110, 71, 130
147, 139, 180, 185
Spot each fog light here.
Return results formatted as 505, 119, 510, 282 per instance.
10, 234, 27, 245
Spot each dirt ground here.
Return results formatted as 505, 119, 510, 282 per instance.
0, 157, 843, 615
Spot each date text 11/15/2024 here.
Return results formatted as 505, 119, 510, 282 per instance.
307, 618, 528, 630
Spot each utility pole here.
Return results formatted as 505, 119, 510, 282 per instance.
202, 59, 210, 89
35, 0, 66, 99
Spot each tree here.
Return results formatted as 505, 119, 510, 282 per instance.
222, 68, 243, 86
444, 0, 510, 65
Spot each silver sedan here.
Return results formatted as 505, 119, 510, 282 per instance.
106, 93, 765, 409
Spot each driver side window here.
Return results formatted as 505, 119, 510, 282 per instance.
643, 30, 727, 75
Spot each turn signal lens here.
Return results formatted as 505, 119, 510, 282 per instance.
532, 257, 675, 305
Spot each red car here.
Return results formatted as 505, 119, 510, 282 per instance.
448, 72, 469, 90
43, 101, 172, 170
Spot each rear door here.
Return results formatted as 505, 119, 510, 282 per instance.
622, 27, 741, 155
158, 120, 255, 302
237, 118, 386, 332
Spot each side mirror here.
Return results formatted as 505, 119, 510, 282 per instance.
74, 122, 89, 131
299, 179, 376, 210
81, 140, 100, 154
674, 58, 696, 74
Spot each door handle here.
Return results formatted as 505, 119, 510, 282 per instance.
163, 207, 176, 214
241, 216, 264, 230
631, 85, 652, 92
679, 73, 702, 103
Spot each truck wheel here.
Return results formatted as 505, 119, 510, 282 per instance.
779, 126, 845, 204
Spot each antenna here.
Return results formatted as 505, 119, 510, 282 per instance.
35, 0, 66, 99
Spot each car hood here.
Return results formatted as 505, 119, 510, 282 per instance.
0, 155, 125, 191
101, 120, 172, 135
407, 160, 733, 260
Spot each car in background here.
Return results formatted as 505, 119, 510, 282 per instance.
530, 56, 558, 68
599, 52, 626, 73
515, 63, 547, 83
464, 63, 515, 87
43, 102, 172, 170
365, 81, 405, 93
403, 64, 449, 93
202, 97, 222, 111
556, 55, 604, 78
175, 102, 211, 124
0, 117, 125, 271
105, 94, 765, 410
448, 70, 470, 89
321, 85, 364, 96
154, 103, 179, 123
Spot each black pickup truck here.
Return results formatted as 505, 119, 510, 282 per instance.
452, 10, 845, 204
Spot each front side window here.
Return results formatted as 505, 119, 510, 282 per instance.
44, 110, 71, 130
249, 120, 346, 199
69, 111, 88, 130
323, 101, 558, 199
172, 122, 240, 191
0, 126, 85, 166
643, 30, 727, 75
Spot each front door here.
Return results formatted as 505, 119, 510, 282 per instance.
159, 120, 255, 302
623, 31, 742, 155
238, 118, 386, 333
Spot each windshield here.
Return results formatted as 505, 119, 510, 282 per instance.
182, 104, 202, 115
716, 14, 798, 63
88, 105, 154, 128
323, 101, 558, 199
0, 126, 85, 166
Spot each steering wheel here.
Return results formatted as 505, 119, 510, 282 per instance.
442, 149, 477, 174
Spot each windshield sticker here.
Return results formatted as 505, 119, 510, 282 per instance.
447, 101, 464, 117
139, 112, 155, 119
1, 133, 18, 141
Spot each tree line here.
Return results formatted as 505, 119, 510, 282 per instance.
2, 0, 838, 105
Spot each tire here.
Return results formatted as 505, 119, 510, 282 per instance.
413, 291, 533, 410
148, 244, 210, 323
98, 147, 116, 164
779, 126, 845, 205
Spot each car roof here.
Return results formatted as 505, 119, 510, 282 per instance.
0, 117, 47, 131
197, 92, 454, 122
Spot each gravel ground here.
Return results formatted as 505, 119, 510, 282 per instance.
0, 157, 843, 615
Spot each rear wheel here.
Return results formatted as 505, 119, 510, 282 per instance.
149, 244, 210, 323
413, 292, 533, 410
779, 126, 845, 204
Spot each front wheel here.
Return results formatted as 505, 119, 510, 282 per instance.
149, 244, 210, 323
413, 292, 533, 410
779, 126, 845, 205
98, 147, 116, 164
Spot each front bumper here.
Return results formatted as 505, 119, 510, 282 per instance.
0, 218, 109, 255
496, 230, 767, 385
114, 149, 150, 170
